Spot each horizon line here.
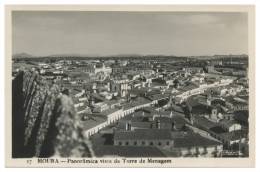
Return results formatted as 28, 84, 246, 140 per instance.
12, 52, 249, 58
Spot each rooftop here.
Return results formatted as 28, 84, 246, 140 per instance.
210, 126, 226, 134
114, 129, 172, 140
146, 93, 170, 101
194, 116, 218, 130
131, 121, 153, 129
95, 108, 122, 116
190, 104, 212, 115
219, 119, 240, 128
122, 97, 152, 110
225, 96, 248, 106
81, 114, 107, 130
132, 111, 154, 118
174, 133, 222, 148
167, 104, 184, 113
178, 83, 199, 92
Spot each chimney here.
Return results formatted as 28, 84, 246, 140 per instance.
207, 93, 212, 104
170, 111, 173, 118
156, 120, 161, 129
211, 108, 218, 119
190, 113, 194, 125
107, 82, 111, 92
172, 122, 175, 130
93, 83, 97, 93
207, 96, 211, 106
126, 122, 131, 131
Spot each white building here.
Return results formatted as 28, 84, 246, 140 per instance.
93, 102, 110, 113
219, 120, 242, 132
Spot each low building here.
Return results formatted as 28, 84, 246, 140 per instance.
93, 102, 109, 113
219, 120, 242, 132
114, 129, 174, 148
70, 89, 85, 98
122, 97, 152, 115
82, 108, 124, 138
225, 96, 248, 111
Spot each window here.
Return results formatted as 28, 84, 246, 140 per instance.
119, 142, 122, 146
158, 142, 161, 146
134, 141, 137, 146
125, 142, 129, 145
142, 141, 145, 145
150, 142, 153, 146
166, 141, 170, 145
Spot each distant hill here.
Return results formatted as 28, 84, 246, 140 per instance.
12, 52, 248, 60
45, 53, 143, 58
47, 53, 94, 57
12, 53, 33, 59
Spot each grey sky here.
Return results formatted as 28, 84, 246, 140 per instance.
12, 11, 248, 56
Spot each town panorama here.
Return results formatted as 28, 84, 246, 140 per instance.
12, 54, 249, 158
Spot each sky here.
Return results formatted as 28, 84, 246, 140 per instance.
12, 11, 248, 56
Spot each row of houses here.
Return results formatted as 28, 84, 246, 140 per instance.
175, 78, 234, 103
82, 97, 155, 139
113, 129, 223, 157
